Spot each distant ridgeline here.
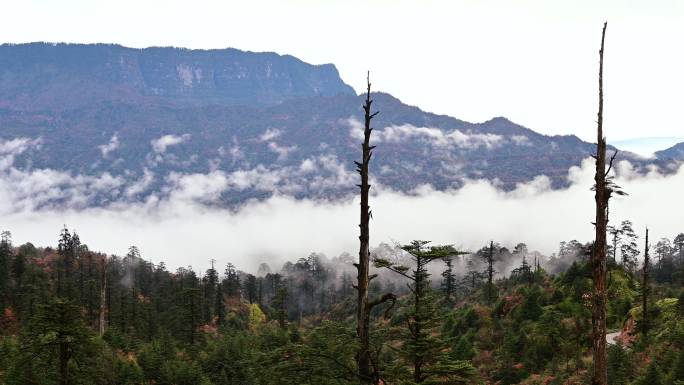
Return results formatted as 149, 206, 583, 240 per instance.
0, 43, 680, 209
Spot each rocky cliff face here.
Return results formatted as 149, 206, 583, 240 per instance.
0, 43, 355, 110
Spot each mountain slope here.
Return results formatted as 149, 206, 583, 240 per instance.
0, 43, 667, 209
655, 141, 684, 160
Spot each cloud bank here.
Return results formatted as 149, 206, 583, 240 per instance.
348, 118, 508, 150
151, 134, 190, 153
0, 137, 681, 273
98, 134, 120, 158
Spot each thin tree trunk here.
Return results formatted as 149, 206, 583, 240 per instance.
355, 74, 395, 384
591, 21, 609, 385
99, 256, 107, 336
356, 73, 376, 384
642, 227, 650, 338
413, 256, 424, 383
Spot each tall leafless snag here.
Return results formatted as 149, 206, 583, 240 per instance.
354, 73, 396, 384
641, 227, 650, 339
590, 22, 626, 385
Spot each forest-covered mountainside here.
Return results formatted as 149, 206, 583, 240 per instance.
0, 43, 677, 210
0, 226, 683, 384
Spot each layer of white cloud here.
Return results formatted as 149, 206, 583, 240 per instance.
267, 141, 297, 161
0, 138, 42, 170
348, 118, 525, 150
98, 134, 119, 158
259, 128, 282, 142
125, 169, 155, 198
0, 135, 681, 274
151, 134, 190, 153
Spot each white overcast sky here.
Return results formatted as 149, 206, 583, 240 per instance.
1, 0, 683, 142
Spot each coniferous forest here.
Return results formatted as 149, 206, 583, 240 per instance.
1, 20, 684, 385
1, 222, 684, 384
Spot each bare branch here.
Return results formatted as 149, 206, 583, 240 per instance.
605, 149, 618, 177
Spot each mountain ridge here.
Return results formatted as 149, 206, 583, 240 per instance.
0, 43, 677, 209
655, 141, 684, 160
0, 42, 355, 111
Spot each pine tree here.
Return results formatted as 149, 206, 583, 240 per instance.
244, 274, 258, 304
619, 220, 639, 272
463, 256, 482, 292
223, 263, 241, 298
608, 225, 622, 264
0, 231, 12, 312
441, 252, 466, 303
636, 360, 662, 385
375, 241, 474, 384
202, 260, 218, 323
480, 241, 497, 303
607, 344, 629, 385
674, 233, 684, 262
673, 348, 684, 383
182, 273, 200, 344
271, 280, 288, 329
214, 281, 225, 327
7, 299, 101, 385
640, 228, 650, 339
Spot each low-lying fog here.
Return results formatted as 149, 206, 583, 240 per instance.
2, 153, 681, 273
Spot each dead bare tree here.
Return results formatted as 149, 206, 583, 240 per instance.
590, 22, 625, 385
641, 227, 650, 339
354, 73, 396, 384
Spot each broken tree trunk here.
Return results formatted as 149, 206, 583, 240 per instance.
355, 73, 395, 384
642, 227, 650, 338
591, 21, 609, 385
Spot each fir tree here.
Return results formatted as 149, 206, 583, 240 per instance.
375, 241, 474, 384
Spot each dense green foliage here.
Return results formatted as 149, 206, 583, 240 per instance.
1, 228, 684, 384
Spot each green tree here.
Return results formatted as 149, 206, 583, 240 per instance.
673, 233, 684, 261
202, 260, 219, 323
451, 335, 474, 361
635, 360, 662, 385
223, 263, 241, 298
244, 274, 258, 304
673, 348, 684, 383
56, 227, 82, 300
607, 344, 629, 385
375, 240, 475, 384
441, 251, 466, 303
215, 281, 225, 327
479, 241, 498, 303
7, 299, 104, 385
0, 231, 12, 313
271, 280, 288, 328
619, 220, 639, 272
